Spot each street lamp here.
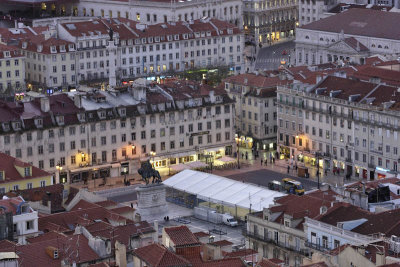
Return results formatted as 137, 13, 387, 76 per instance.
56, 162, 63, 184
150, 151, 156, 167
316, 152, 320, 189
235, 136, 241, 169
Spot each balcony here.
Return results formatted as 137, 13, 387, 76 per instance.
345, 158, 352, 163
243, 230, 310, 256
305, 241, 330, 252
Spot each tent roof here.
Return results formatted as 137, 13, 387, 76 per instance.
163, 170, 286, 211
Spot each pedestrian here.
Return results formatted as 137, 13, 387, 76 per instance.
261, 159, 263, 166
241, 153, 244, 159
295, 162, 298, 171
245, 152, 248, 160
130, 203, 133, 208
272, 158, 275, 164
265, 159, 268, 166
270, 153, 272, 162
287, 165, 290, 174
325, 169, 328, 176
333, 168, 336, 175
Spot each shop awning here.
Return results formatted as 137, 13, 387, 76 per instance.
204, 147, 223, 153
170, 164, 190, 172
186, 161, 208, 168
70, 164, 112, 173
215, 156, 236, 163
164, 170, 286, 211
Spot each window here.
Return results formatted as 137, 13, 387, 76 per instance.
40, 181, 46, 187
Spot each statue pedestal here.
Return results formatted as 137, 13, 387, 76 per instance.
136, 183, 167, 217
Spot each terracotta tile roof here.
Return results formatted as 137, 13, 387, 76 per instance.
26, 231, 66, 244
19, 35, 75, 54
198, 257, 246, 267
256, 258, 284, 267
223, 248, 257, 258
268, 194, 334, 229
109, 206, 135, 214
70, 199, 100, 211
0, 196, 32, 215
0, 152, 50, 184
133, 243, 192, 267
305, 189, 339, 202
301, 262, 329, 267
0, 234, 99, 266
343, 37, 369, 52
209, 240, 233, 247
89, 263, 111, 267
164, 225, 201, 247
351, 66, 400, 86
0, 240, 16, 250
0, 44, 23, 59
95, 200, 118, 208
223, 73, 290, 89
301, 9, 400, 40
193, 232, 209, 238
316, 203, 400, 236
39, 206, 132, 233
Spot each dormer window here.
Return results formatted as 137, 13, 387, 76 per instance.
99, 111, 106, 119
22, 42, 27, 49
148, 37, 153, 43
57, 116, 64, 125
155, 36, 160, 42
174, 34, 179, 40
141, 38, 146, 44
37, 45, 43, 52
78, 113, 85, 121
227, 29, 233, 34
68, 44, 75, 51
3, 51, 10, 58
183, 34, 188, 39
60, 45, 66, 52
0, 171, 4, 181
24, 167, 31, 177
167, 35, 173, 41
50, 46, 57, 53
119, 108, 126, 117
2, 123, 10, 132
284, 219, 290, 227
12, 122, 21, 130
35, 118, 43, 128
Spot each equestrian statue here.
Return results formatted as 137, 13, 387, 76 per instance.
137, 160, 162, 185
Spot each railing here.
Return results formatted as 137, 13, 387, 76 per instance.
243, 230, 310, 256
304, 241, 330, 252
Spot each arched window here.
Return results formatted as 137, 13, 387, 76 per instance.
305, 35, 309, 39
378, 45, 382, 48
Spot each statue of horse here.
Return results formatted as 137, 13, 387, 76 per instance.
137, 160, 162, 185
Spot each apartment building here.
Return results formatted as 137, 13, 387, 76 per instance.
0, 196, 39, 244
223, 73, 289, 150
277, 75, 400, 180
0, 152, 52, 194
70, 0, 242, 27
245, 190, 337, 266
0, 44, 25, 96
0, 78, 235, 184
57, 17, 244, 83
243, 0, 298, 45
295, 9, 400, 66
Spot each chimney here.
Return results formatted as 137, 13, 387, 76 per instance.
376, 251, 385, 266
45, 246, 59, 259
40, 97, 50, 112
14, 20, 17, 29
74, 94, 82, 108
357, 245, 366, 256
153, 220, 159, 243
244, 78, 248, 85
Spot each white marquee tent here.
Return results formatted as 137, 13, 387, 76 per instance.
163, 169, 286, 211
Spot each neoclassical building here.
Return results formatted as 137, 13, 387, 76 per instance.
0, 79, 235, 184
243, 0, 298, 45
295, 8, 400, 66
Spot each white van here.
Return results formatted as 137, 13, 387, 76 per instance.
222, 214, 238, 227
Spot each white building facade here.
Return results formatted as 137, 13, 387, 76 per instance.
295, 9, 400, 66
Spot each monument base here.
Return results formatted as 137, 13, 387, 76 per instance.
136, 183, 167, 217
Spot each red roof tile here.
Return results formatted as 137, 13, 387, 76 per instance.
0, 152, 50, 184
223, 248, 257, 258
301, 262, 329, 267
301, 9, 400, 40
0, 234, 99, 267
134, 243, 192, 267
164, 225, 201, 247
209, 240, 233, 247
